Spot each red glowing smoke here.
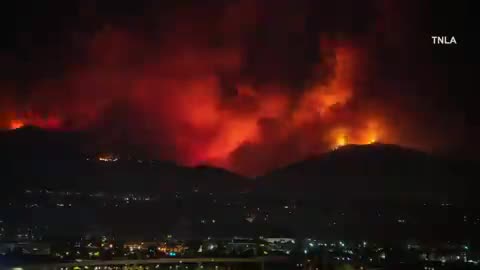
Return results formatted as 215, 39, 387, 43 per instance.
0, 1, 465, 175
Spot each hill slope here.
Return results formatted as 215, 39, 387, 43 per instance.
255, 143, 476, 203
0, 126, 249, 194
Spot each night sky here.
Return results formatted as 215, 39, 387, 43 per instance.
0, 0, 474, 175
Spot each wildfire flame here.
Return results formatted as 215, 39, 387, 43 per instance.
1, 43, 389, 175
0, 1, 417, 176
9, 120, 24, 130
336, 135, 348, 148
5, 115, 62, 131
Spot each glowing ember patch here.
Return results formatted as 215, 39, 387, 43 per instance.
9, 120, 24, 130
6, 115, 62, 131
364, 120, 382, 145
97, 154, 119, 162
336, 135, 347, 148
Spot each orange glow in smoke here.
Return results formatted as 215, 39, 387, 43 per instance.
9, 119, 24, 130
363, 120, 382, 145
328, 120, 385, 150
6, 115, 62, 131
0, 19, 403, 176
336, 135, 347, 147
329, 127, 349, 150
2, 42, 390, 175
293, 45, 357, 126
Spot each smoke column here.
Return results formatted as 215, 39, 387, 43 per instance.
0, 0, 466, 175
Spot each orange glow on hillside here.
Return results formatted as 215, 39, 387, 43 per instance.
336, 135, 347, 148
5, 115, 62, 131
9, 120, 24, 130
1, 42, 391, 176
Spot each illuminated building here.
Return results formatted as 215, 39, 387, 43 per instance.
0, 241, 51, 256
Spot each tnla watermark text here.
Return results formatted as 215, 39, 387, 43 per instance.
432, 36, 457, 45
